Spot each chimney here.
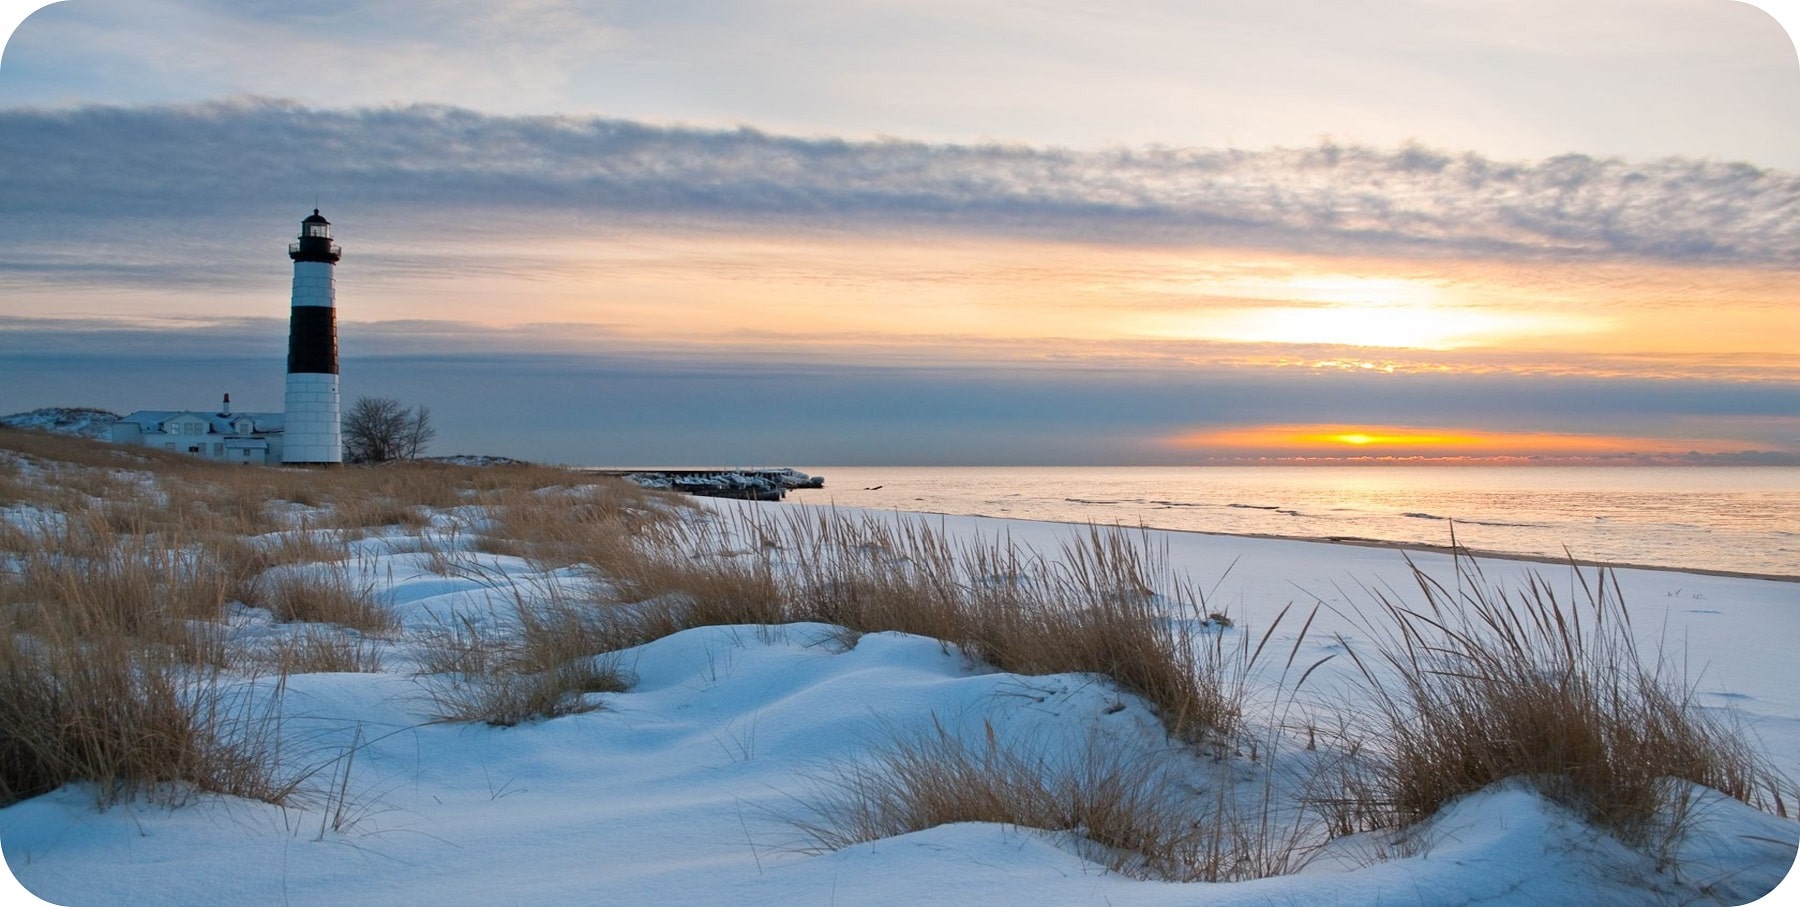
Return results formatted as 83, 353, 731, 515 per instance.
222, 392, 231, 416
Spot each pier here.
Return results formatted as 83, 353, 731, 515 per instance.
582, 467, 823, 501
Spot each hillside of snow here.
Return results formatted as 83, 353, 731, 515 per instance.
0, 407, 121, 439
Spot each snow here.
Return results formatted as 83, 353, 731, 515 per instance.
0, 408, 122, 440
3, 498, 1797, 906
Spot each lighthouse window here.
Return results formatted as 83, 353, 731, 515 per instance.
306, 223, 330, 238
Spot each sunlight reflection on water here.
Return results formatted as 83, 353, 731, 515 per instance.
786, 466, 1800, 578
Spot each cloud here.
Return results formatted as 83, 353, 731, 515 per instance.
9, 0, 1797, 167
3, 100, 1797, 291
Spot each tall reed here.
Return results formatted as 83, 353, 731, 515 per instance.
797, 719, 1221, 881
1339, 555, 1784, 842
568, 507, 1239, 744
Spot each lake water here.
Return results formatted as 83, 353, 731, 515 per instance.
783, 466, 1800, 579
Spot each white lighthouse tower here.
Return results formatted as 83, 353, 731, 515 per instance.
281, 209, 343, 465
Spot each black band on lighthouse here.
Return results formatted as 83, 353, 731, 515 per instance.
287, 306, 338, 374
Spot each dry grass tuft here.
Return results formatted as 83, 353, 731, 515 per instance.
0, 440, 297, 805
416, 580, 634, 726
1341, 555, 1786, 843
257, 565, 397, 633
797, 718, 1295, 883
251, 528, 357, 568
474, 480, 683, 573
0, 425, 199, 474
414, 613, 503, 679
245, 628, 386, 676
2, 517, 235, 668
969, 525, 1238, 743
257, 564, 397, 635
425, 657, 629, 727
607, 518, 787, 633
0, 619, 295, 808
327, 496, 431, 532
581, 509, 1238, 744
207, 528, 358, 607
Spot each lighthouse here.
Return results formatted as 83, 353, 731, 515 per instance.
281, 209, 343, 464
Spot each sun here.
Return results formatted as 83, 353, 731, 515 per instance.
1163, 423, 1765, 460
1127, 272, 1612, 351
1298, 428, 1487, 449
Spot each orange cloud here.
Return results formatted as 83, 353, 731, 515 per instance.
301, 226, 1797, 385
1165, 424, 1751, 459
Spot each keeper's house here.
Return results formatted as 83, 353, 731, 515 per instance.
111, 397, 285, 465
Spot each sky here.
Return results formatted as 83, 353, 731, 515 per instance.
0, 0, 1796, 465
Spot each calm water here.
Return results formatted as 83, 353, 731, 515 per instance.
784, 467, 1800, 579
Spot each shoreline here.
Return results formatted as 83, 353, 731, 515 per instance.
1230, 529, 1800, 584
778, 498, 1800, 585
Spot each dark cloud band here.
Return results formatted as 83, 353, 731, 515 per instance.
3, 99, 1796, 270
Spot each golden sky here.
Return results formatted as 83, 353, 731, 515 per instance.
341, 229, 1798, 379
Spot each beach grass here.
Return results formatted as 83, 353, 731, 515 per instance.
0, 428, 645, 802
1337, 554, 1786, 844
415, 574, 635, 726
795, 718, 1224, 881
516, 507, 1245, 745
244, 627, 387, 675
257, 561, 397, 635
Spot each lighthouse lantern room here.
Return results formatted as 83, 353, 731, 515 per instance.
281, 209, 343, 464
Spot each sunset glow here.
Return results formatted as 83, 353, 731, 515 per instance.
1164, 424, 1759, 461
314, 232, 1798, 383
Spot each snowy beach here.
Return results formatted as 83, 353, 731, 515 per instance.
3, 442, 1796, 906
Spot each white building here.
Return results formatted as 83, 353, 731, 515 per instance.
111, 400, 286, 465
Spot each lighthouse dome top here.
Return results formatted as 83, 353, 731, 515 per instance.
289, 208, 341, 263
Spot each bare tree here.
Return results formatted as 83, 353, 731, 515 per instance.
342, 396, 433, 463
400, 405, 436, 460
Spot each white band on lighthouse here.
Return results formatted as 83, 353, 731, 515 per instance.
284, 373, 341, 462
291, 261, 336, 308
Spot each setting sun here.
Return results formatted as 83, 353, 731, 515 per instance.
1163, 424, 1758, 461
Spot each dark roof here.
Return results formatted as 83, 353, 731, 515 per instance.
117, 410, 286, 435
302, 209, 329, 225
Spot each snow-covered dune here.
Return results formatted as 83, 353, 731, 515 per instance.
3, 499, 1796, 905
0, 408, 121, 440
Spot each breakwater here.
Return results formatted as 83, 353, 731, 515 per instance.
585, 467, 824, 501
